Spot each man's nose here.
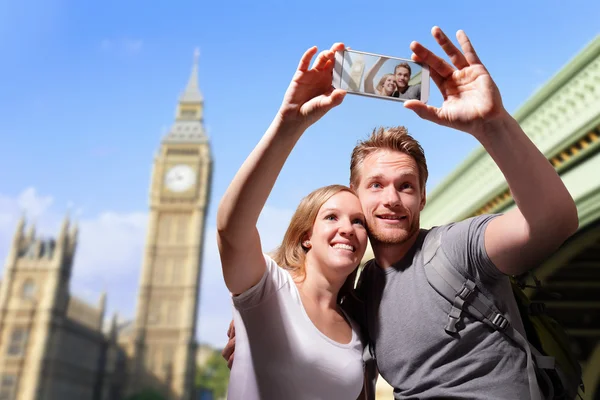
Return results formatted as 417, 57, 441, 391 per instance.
383, 187, 401, 207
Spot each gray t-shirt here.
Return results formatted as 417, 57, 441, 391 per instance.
351, 215, 530, 399
393, 83, 421, 100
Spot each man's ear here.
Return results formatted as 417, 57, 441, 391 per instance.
420, 190, 427, 211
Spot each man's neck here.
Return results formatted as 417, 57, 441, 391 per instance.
371, 230, 421, 269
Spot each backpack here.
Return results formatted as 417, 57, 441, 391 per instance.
422, 227, 584, 400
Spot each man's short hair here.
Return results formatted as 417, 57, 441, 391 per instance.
394, 63, 412, 77
350, 126, 428, 193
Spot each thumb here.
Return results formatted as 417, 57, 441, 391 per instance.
403, 100, 442, 125
321, 89, 346, 111
304, 89, 346, 117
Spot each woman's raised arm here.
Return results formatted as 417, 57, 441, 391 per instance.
364, 56, 386, 94
216, 43, 347, 295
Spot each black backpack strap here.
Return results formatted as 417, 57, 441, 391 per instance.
422, 228, 552, 400
350, 262, 378, 400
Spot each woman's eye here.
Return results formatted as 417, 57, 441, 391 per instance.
325, 214, 337, 221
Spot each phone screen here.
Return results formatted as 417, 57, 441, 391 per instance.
335, 50, 428, 103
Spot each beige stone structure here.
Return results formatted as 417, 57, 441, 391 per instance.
0, 49, 211, 400
125, 47, 212, 400
0, 217, 109, 400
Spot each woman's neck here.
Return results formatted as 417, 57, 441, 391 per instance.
293, 263, 345, 311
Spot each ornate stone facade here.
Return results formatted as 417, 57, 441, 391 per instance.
0, 50, 211, 400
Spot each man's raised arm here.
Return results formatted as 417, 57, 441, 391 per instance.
405, 27, 578, 276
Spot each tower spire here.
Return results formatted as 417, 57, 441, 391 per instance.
165, 47, 207, 143
179, 47, 203, 104
59, 213, 70, 240
15, 214, 26, 238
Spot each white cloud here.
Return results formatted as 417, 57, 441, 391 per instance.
0, 187, 58, 247
0, 188, 146, 324
100, 38, 144, 55
0, 188, 295, 349
73, 211, 147, 279
123, 39, 143, 54
18, 188, 54, 218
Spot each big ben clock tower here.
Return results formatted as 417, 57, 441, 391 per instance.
128, 49, 212, 400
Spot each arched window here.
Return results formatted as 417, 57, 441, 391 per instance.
22, 280, 35, 299
7, 328, 28, 357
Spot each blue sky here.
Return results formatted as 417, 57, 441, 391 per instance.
0, 0, 598, 348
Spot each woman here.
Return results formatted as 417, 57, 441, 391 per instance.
217, 42, 369, 400
374, 73, 397, 96
363, 56, 395, 96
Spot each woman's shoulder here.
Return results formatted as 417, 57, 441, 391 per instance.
232, 254, 294, 309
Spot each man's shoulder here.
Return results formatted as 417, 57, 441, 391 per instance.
424, 215, 500, 243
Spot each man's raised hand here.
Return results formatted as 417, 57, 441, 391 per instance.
404, 27, 507, 136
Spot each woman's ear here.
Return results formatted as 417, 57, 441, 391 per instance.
301, 233, 312, 250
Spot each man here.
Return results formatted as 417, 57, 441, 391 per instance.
391, 62, 421, 100
222, 26, 578, 399
364, 59, 421, 100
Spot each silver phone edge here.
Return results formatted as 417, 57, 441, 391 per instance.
333, 50, 344, 89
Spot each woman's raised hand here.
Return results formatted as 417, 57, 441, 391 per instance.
277, 43, 347, 131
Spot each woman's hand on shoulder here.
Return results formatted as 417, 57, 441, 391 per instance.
277, 43, 347, 131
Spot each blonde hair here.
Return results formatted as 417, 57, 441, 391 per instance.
350, 126, 428, 193
270, 184, 361, 304
376, 73, 395, 94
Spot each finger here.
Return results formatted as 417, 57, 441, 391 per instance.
410, 40, 454, 78
298, 46, 318, 72
227, 354, 234, 370
320, 89, 346, 110
411, 53, 444, 92
227, 320, 235, 338
305, 89, 346, 117
313, 49, 334, 70
410, 53, 423, 63
431, 26, 469, 70
456, 30, 482, 65
429, 68, 445, 97
329, 42, 345, 53
221, 337, 235, 360
403, 100, 445, 126
323, 58, 336, 72
329, 88, 347, 105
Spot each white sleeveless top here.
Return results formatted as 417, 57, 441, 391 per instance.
227, 254, 364, 400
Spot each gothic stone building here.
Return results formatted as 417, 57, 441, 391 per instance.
0, 50, 212, 400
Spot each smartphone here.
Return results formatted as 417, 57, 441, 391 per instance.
333, 49, 430, 104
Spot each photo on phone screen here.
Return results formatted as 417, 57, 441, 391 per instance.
333, 49, 430, 103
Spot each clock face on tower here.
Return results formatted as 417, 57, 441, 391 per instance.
164, 164, 196, 193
